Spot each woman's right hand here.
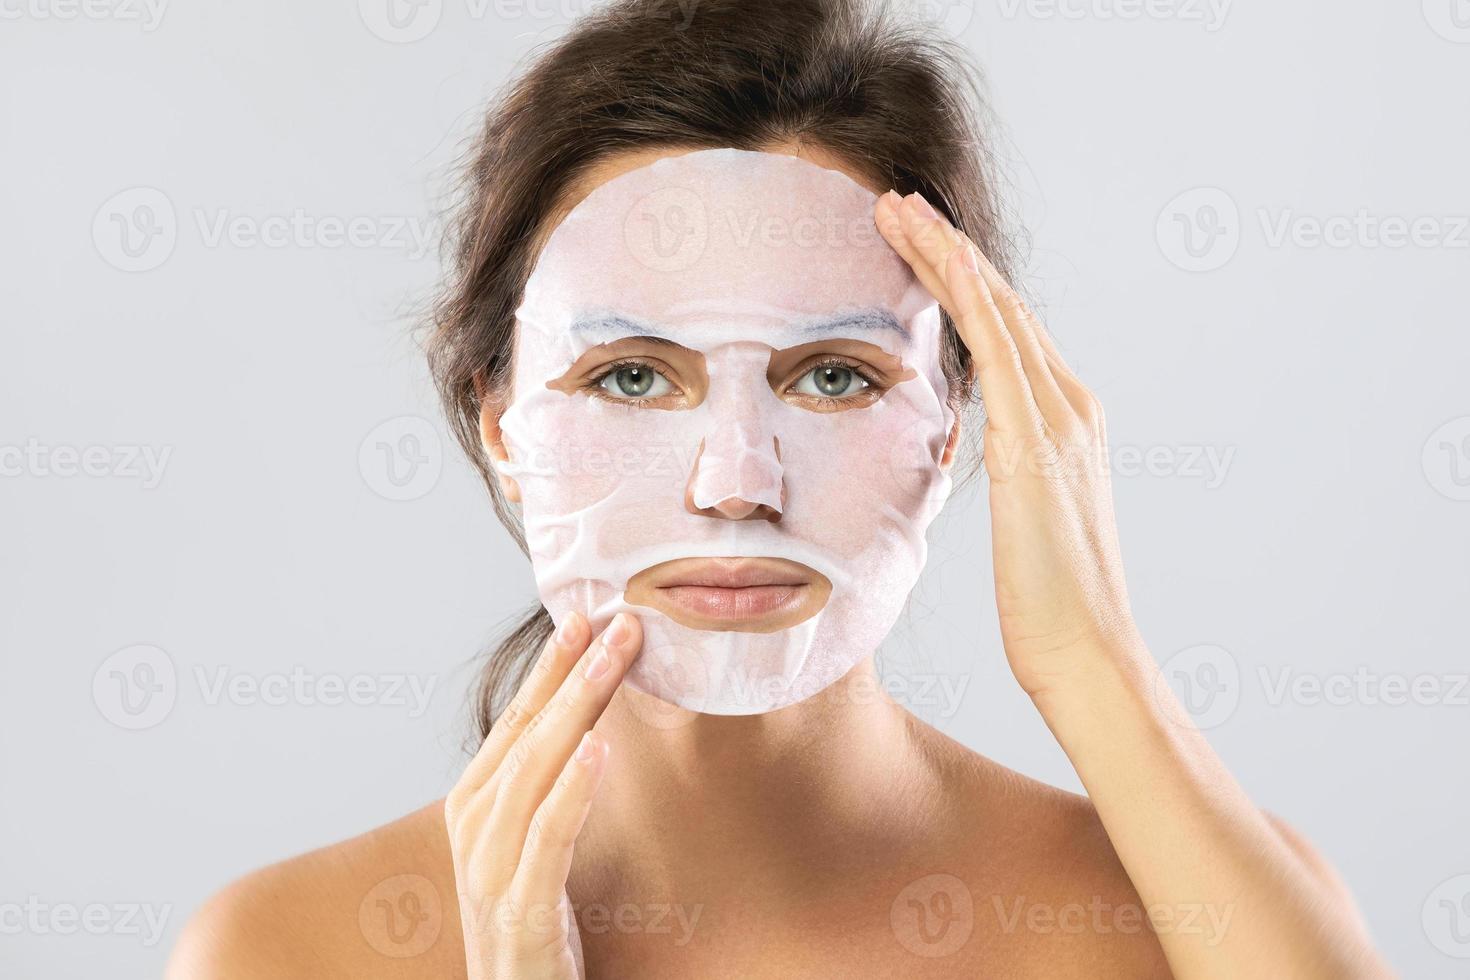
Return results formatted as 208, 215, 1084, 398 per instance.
445, 610, 643, 980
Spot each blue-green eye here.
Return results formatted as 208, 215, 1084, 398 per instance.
793, 364, 870, 398
597, 363, 672, 399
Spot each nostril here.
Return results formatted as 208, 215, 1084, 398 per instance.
712, 498, 759, 521
684, 433, 785, 521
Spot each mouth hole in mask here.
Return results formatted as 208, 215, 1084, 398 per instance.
624, 555, 833, 633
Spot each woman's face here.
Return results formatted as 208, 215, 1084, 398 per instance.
487, 147, 957, 715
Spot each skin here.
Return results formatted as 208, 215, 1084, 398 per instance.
166, 144, 1394, 979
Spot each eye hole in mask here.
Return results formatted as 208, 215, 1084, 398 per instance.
558, 335, 912, 413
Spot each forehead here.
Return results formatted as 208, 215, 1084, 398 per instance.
518, 148, 933, 352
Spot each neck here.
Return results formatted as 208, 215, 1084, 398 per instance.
576, 657, 938, 902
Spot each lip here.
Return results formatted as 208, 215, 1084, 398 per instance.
626, 557, 832, 633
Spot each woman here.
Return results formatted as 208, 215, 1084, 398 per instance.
168, 0, 1392, 976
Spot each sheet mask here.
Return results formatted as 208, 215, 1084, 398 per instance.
497, 148, 954, 714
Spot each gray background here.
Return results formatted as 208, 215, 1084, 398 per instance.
2, 1, 1467, 976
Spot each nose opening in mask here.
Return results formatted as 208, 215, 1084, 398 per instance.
685, 432, 784, 522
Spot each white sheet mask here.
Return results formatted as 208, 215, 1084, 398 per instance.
497, 148, 954, 714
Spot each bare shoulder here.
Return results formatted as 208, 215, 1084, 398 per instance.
907, 721, 1176, 978
166, 802, 461, 980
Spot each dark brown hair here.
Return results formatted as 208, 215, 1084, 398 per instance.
427, 0, 1017, 741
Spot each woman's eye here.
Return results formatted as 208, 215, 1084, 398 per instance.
793, 364, 870, 399
597, 363, 672, 399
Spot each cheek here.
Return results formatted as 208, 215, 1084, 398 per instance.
514, 397, 695, 508
776, 398, 944, 557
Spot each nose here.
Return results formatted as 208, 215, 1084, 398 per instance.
685, 432, 784, 523
683, 344, 786, 522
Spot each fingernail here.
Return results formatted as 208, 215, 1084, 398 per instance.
584, 646, 611, 682
554, 614, 580, 647
575, 732, 596, 763
882, 189, 903, 208
907, 192, 939, 221
961, 246, 980, 274
604, 613, 631, 649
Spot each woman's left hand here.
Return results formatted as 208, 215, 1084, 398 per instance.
875, 190, 1143, 699
874, 190, 1393, 980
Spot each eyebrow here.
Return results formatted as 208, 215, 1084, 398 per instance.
794, 309, 907, 338
569, 308, 905, 344
568, 313, 676, 346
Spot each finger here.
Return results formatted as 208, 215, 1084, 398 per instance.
474, 613, 642, 893
875, 191, 955, 312
509, 731, 608, 918
963, 249, 1078, 418
447, 612, 591, 812
892, 193, 1072, 428
935, 240, 1035, 436
989, 274, 1099, 427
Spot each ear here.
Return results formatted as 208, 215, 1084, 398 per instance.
476, 382, 521, 504
940, 414, 962, 471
